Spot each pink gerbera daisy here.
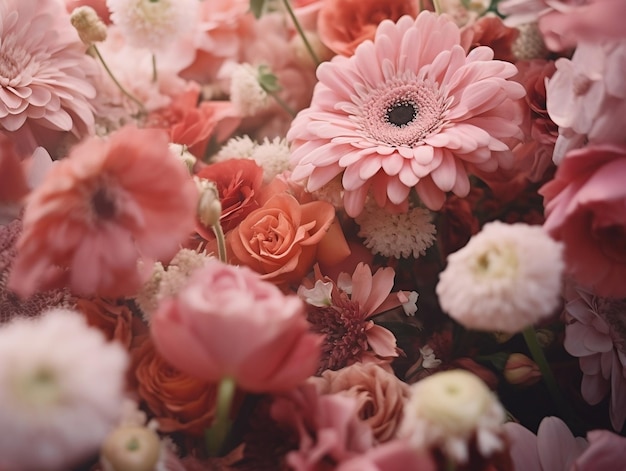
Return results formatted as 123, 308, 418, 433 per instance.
8, 125, 198, 299
0, 0, 98, 154
288, 11, 526, 217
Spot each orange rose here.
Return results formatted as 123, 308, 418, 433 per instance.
227, 192, 350, 285
130, 336, 217, 436
75, 297, 144, 349
318, 0, 421, 56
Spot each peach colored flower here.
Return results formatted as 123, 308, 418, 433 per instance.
75, 297, 142, 350
298, 263, 401, 373
288, 11, 526, 217
461, 14, 519, 63
228, 192, 350, 286
317, 0, 421, 57
151, 259, 323, 393
541, 144, 626, 298
8, 126, 198, 299
146, 83, 241, 159
0, 0, 98, 155
130, 336, 218, 436
309, 362, 410, 442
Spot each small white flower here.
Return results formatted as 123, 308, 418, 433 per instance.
230, 63, 271, 117
436, 221, 564, 334
398, 369, 506, 463
419, 345, 441, 369
398, 290, 419, 316
356, 205, 437, 259
0, 309, 129, 471
215, 136, 291, 183
107, 0, 198, 51
297, 280, 334, 307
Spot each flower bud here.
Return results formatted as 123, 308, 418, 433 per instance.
100, 425, 161, 471
503, 353, 542, 387
535, 328, 555, 348
195, 177, 222, 228
70, 6, 107, 45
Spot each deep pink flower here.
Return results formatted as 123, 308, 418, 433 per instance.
562, 283, 626, 431
0, 0, 98, 154
288, 11, 525, 216
151, 259, 323, 393
8, 125, 198, 298
298, 263, 400, 373
540, 144, 626, 298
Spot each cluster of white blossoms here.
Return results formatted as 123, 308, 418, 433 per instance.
436, 221, 564, 334
216, 135, 291, 183
106, 0, 197, 51
398, 369, 506, 464
229, 63, 271, 117
0, 309, 128, 471
356, 205, 437, 259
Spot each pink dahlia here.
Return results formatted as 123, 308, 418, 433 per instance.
288, 11, 525, 216
563, 283, 626, 431
8, 125, 198, 298
0, 0, 98, 154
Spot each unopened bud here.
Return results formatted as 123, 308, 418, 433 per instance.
195, 177, 222, 228
169, 143, 197, 173
100, 425, 161, 471
535, 328, 555, 348
70, 6, 107, 45
503, 353, 541, 387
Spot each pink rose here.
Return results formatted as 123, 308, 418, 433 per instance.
309, 363, 411, 442
541, 144, 626, 297
151, 259, 323, 392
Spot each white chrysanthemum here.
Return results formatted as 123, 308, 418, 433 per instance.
216, 136, 291, 183
107, 0, 197, 51
436, 221, 564, 334
356, 205, 437, 259
398, 369, 506, 464
230, 63, 271, 116
0, 309, 128, 471
216, 135, 257, 161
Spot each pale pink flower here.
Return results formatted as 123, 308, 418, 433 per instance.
151, 259, 323, 393
270, 383, 375, 471
574, 429, 626, 470
335, 440, 436, 471
0, 0, 98, 154
309, 362, 411, 442
436, 221, 564, 334
8, 125, 198, 298
547, 40, 626, 163
499, 0, 626, 51
540, 144, 626, 298
288, 11, 525, 217
562, 283, 626, 431
0, 308, 129, 471
504, 416, 589, 471
298, 263, 400, 373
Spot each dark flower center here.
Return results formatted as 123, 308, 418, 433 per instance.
91, 188, 117, 220
386, 100, 417, 127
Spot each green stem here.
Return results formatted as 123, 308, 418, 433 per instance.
281, 0, 320, 67
263, 87, 297, 117
432, 0, 442, 14
522, 327, 577, 426
90, 45, 146, 114
205, 377, 236, 457
212, 221, 228, 264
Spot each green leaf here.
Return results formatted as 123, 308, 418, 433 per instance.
257, 65, 281, 93
249, 0, 267, 18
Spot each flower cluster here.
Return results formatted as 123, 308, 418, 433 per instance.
1, 0, 626, 470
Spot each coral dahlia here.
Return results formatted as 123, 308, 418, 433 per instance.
288, 11, 526, 216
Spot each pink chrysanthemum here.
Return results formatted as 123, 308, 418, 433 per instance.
0, 0, 98, 154
562, 283, 626, 431
8, 125, 198, 299
288, 11, 526, 217
297, 263, 400, 373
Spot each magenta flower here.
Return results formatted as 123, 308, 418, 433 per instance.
288, 11, 525, 216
